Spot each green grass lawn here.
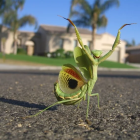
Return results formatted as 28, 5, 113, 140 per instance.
0, 53, 136, 68
99, 61, 136, 68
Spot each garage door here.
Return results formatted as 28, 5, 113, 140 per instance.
102, 50, 119, 62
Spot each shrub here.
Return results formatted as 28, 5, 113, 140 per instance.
17, 48, 26, 55
54, 49, 65, 58
46, 49, 74, 58
51, 52, 57, 58
65, 51, 73, 58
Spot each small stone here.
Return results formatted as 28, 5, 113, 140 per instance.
28, 124, 31, 127
17, 123, 22, 127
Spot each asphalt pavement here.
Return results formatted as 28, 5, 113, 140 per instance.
0, 68, 140, 140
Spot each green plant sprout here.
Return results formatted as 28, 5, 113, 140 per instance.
29, 16, 133, 122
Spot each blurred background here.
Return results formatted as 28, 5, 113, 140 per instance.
0, 0, 139, 69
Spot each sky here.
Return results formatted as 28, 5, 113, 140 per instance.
18, 0, 139, 45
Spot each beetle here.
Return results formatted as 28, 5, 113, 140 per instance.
29, 16, 133, 121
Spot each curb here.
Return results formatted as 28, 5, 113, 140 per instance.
98, 67, 140, 72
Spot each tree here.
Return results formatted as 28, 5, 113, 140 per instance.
126, 39, 136, 47
132, 39, 135, 46
68, 0, 119, 50
0, 0, 10, 55
0, 0, 11, 15
0, 0, 6, 14
2, 0, 37, 54
1, 37, 6, 61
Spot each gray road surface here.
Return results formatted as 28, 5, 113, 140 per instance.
0, 70, 140, 140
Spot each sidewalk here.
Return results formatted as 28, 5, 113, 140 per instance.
126, 63, 140, 68
0, 64, 61, 70
0, 63, 140, 71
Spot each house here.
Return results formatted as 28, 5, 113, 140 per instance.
0, 25, 41, 56
37, 25, 126, 63
125, 46, 140, 63
18, 31, 41, 55
0, 24, 126, 63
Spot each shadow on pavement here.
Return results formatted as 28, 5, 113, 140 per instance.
0, 97, 57, 111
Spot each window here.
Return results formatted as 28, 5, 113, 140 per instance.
73, 39, 77, 48
59, 38, 64, 48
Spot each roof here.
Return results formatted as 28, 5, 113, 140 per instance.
18, 30, 41, 37
40, 24, 92, 35
18, 30, 36, 35
126, 45, 140, 51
